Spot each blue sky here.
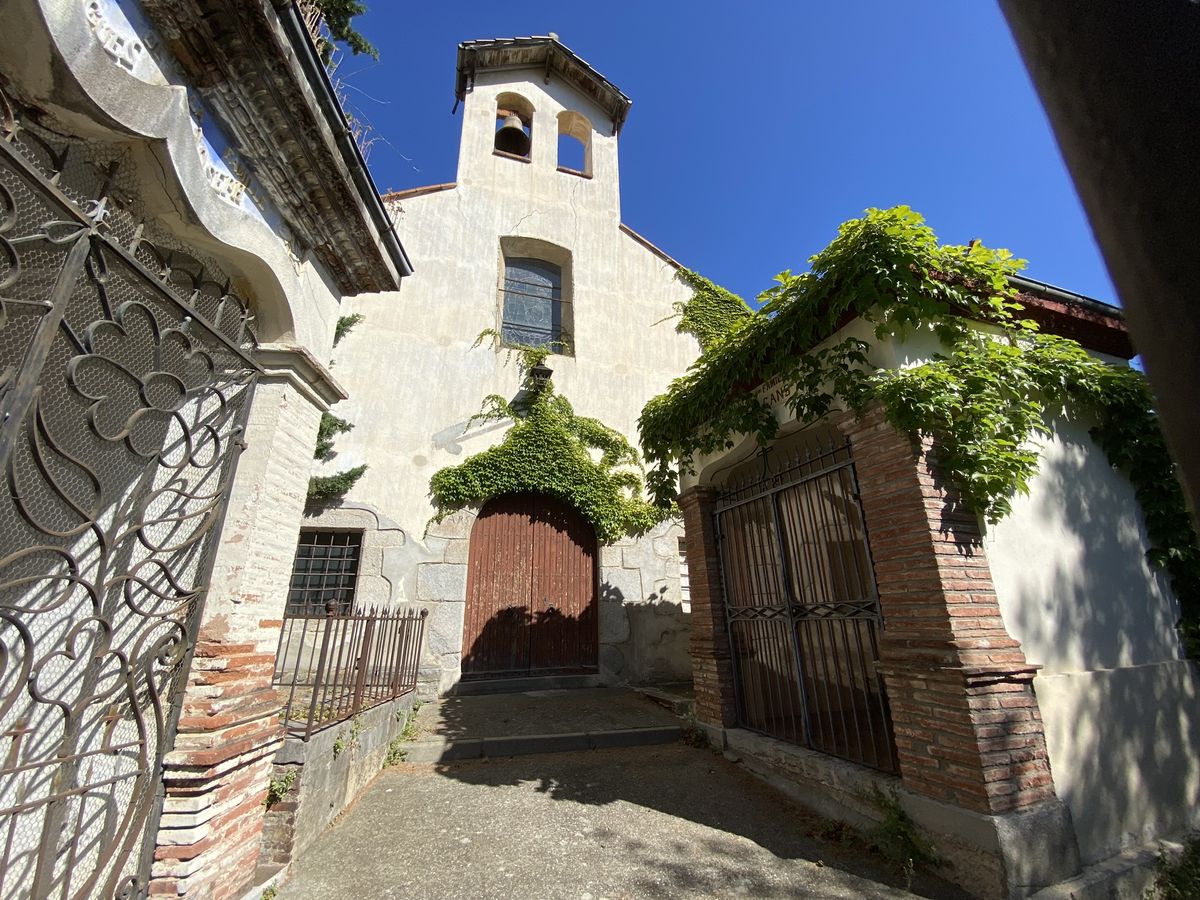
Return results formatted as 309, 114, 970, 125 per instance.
338, 2, 1116, 306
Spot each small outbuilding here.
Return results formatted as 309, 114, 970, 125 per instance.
665, 244, 1199, 896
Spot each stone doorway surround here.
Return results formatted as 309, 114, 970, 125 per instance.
408, 508, 692, 696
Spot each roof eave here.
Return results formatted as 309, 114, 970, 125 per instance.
454, 36, 632, 134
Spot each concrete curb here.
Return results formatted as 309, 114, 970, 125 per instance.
404, 725, 683, 763
1029, 837, 1184, 900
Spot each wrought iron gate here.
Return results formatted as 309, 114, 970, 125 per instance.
715, 427, 897, 772
0, 91, 259, 898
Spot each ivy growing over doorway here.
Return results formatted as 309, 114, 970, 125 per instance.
639, 206, 1198, 655
428, 338, 667, 544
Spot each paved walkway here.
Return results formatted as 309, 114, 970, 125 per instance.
279, 743, 966, 900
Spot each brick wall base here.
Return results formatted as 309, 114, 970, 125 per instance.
839, 407, 1062, 817
149, 378, 324, 898
150, 640, 285, 898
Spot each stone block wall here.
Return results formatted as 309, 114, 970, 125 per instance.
260, 694, 416, 868
415, 509, 475, 696
596, 522, 692, 684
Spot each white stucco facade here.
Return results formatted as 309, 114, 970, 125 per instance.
986, 418, 1200, 864
309, 63, 700, 692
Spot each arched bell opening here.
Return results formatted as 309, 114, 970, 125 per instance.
556, 109, 593, 177
494, 92, 534, 160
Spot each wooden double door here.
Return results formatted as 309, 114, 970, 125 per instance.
461, 493, 599, 678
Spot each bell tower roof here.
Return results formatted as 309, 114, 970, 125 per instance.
455, 36, 632, 135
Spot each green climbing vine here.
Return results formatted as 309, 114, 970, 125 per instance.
311, 314, 368, 503
312, 0, 378, 62
671, 269, 753, 351
428, 336, 667, 543
639, 205, 1198, 655
307, 465, 367, 505
334, 312, 364, 346
472, 328, 566, 373
314, 411, 353, 460
307, 412, 367, 505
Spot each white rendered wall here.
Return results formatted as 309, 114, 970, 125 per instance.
313, 67, 698, 690
986, 418, 1200, 863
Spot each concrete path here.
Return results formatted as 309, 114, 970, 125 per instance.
404, 688, 685, 762
279, 744, 967, 900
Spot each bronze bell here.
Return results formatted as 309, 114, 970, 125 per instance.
494, 114, 531, 157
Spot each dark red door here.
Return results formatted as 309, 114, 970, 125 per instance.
462, 493, 598, 678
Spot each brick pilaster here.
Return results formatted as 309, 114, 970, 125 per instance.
150, 377, 324, 898
841, 406, 1057, 815
679, 486, 737, 728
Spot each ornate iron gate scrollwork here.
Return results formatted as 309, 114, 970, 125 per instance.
0, 90, 259, 899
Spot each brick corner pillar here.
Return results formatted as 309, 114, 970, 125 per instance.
150, 353, 337, 898
679, 485, 737, 730
840, 406, 1081, 895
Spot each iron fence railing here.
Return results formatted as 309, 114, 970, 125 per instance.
273, 604, 427, 740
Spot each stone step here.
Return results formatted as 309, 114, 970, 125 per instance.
449, 674, 603, 696
403, 725, 683, 763
633, 684, 696, 719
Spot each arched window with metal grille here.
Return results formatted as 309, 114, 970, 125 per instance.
500, 257, 565, 349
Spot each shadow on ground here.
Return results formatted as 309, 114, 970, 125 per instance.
414, 687, 681, 744
430, 745, 967, 900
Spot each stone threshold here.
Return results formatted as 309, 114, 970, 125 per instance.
405, 725, 682, 763
631, 682, 696, 718
449, 674, 602, 695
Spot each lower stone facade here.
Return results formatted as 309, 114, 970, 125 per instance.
302, 505, 693, 696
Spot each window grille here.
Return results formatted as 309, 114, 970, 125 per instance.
501, 257, 564, 349
286, 530, 363, 616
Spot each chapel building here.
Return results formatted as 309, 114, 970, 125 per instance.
302, 37, 700, 695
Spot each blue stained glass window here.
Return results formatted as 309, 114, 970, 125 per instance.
501, 258, 563, 349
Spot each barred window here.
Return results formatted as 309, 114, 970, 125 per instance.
501, 258, 563, 349
285, 530, 362, 616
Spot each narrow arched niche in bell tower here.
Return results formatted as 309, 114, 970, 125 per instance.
556, 110, 593, 177
494, 92, 534, 160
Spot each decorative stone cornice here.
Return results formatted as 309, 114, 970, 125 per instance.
255, 342, 348, 409
140, 0, 410, 293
